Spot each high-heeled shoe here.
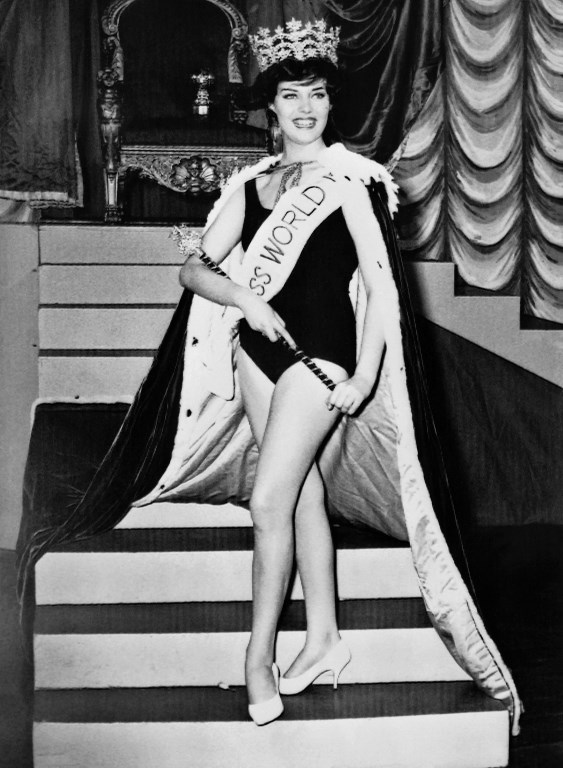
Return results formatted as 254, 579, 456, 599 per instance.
279, 639, 351, 695
247, 663, 284, 726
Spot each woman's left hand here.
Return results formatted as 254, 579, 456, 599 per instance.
326, 374, 373, 416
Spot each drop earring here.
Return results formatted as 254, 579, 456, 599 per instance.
267, 110, 283, 155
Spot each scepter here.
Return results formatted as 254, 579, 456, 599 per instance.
171, 227, 337, 392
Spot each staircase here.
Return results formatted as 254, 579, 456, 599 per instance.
33, 503, 509, 768
29, 222, 543, 766
36, 224, 563, 401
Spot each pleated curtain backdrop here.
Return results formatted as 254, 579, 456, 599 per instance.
0, 0, 104, 213
525, 0, 563, 321
0, 0, 79, 206
393, 0, 563, 322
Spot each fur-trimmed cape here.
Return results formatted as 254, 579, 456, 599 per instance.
17, 144, 521, 732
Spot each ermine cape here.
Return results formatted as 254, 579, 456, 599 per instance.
19, 144, 521, 732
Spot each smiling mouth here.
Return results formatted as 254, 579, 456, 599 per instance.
293, 119, 317, 128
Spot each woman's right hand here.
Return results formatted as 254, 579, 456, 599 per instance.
237, 290, 295, 347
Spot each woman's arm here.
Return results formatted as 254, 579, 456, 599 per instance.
327, 183, 388, 415
178, 184, 294, 345
179, 184, 245, 307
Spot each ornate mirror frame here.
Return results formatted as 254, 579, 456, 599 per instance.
98, 0, 266, 221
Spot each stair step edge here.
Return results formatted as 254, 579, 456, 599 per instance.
34, 598, 428, 634
34, 682, 506, 723
49, 526, 407, 553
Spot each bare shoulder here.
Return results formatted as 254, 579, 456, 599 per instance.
208, 183, 245, 227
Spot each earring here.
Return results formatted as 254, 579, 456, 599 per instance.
267, 110, 283, 155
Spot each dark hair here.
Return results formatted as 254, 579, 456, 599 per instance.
251, 57, 342, 150
252, 57, 341, 107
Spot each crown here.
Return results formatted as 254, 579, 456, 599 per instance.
249, 19, 340, 72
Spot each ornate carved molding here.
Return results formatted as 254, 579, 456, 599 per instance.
98, 1, 254, 219
120, 145, 266, 196
97, 67, 123, 221
98, 73, 122, 175
101, 0, 248, 84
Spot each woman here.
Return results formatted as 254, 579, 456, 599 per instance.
168, 20, 520, 728
18, 19, 521, 733
178, 54, 386, 724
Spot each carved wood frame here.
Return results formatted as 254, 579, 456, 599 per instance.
98, 0, 264, 221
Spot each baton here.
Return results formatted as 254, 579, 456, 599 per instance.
197, 251, 337, 392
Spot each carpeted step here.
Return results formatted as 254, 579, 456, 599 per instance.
35, 597, 427, 634
34, 598, 469, 689
32, 520, 510, 767
47, 525, 405, 552
33, 682, 508, 768
35, 525, 418, 604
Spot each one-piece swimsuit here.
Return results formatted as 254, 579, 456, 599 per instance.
238, 177, 359, 383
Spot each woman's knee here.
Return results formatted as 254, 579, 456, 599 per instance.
249, 486, 293, 532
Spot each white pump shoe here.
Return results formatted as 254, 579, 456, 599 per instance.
248, 663, 284, 726
279, 639, 351, 695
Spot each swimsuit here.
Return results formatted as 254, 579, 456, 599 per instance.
238, 178, 359, 383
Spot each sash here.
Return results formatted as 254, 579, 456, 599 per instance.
234, 170, 342, 300
168, 144, 399, 403
195, 169, 346, 398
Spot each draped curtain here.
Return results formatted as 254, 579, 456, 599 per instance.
0, 0, 78, 206
0, 0, 103, 213
445, 0, 523, 292
394, 0, 563, 322
324, 0, 441, 165
524, 0, 563, 321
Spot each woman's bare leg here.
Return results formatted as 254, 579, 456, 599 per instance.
286, 467, 341, 678
237, 349, 347, 703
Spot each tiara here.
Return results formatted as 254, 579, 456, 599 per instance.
249, 19, 340, 72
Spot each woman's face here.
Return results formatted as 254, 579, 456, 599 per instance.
270, 78, 330, 148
